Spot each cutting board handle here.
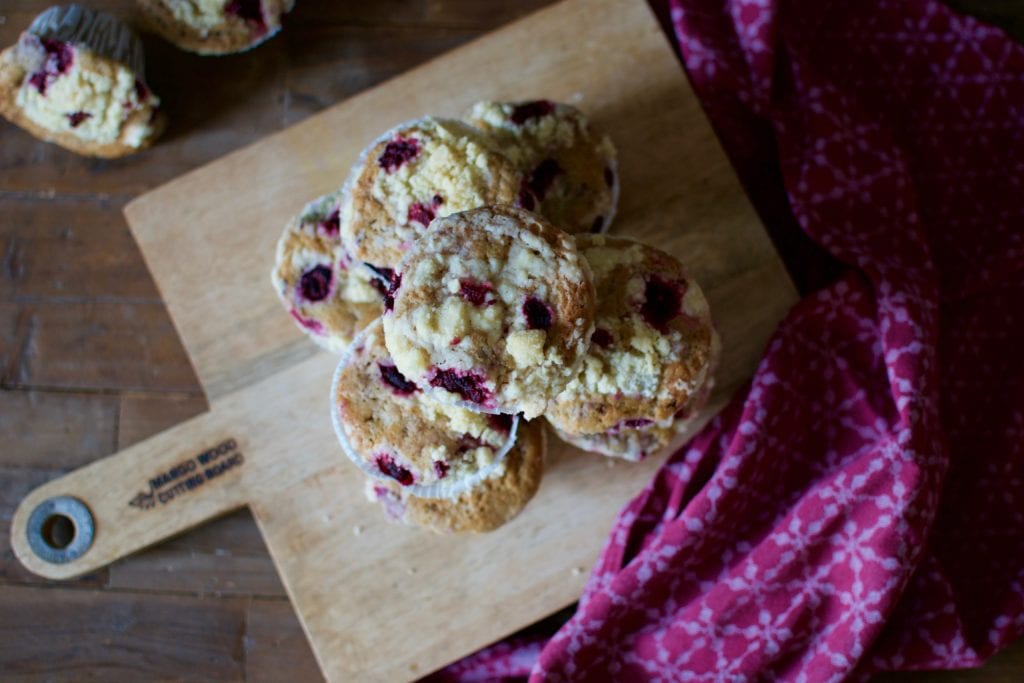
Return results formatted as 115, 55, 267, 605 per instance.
10, 408, 251, 580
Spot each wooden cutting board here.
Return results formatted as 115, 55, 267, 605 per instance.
10, 0, 797, 679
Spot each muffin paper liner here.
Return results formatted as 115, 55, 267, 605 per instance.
28, 4, 145, 76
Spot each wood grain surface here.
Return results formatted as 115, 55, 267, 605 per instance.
1, 0, 1022, 681
11, 0, 800, 678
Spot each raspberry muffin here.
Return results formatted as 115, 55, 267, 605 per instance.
546, 234, 718, 460
366, 419, 545, 533
332, 320, 520, 498
136, 0, 295, 55
339, 117, 521, 275
271, 190, 383, 353
382, 206, 596, 420
0, 5, 164, 158
465, 100, 618, 235
549, 372, 716, 461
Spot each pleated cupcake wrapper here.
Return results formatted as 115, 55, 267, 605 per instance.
28, 5, 145, 77
330, 320, 519, 500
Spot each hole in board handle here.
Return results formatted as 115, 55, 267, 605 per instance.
26, 496, 94, 564
41, 513, 75, 549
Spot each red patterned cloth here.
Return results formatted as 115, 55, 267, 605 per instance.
431, 0, 1024, 679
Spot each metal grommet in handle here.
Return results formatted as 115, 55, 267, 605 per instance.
25, 496, 94, 564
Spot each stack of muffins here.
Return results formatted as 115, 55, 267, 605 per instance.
271, 100, 718, 533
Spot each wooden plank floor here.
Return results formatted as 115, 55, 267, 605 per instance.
1, 1, 1021, 680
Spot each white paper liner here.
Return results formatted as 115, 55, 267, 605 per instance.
29, 5, 145, 76
330, 320, 519, 500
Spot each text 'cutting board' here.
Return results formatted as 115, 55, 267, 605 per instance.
11, 1, 797, 680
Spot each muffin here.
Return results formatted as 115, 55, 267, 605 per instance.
332, 320, 520, 498
136, 0, 295, 55
549, 376, 715, 461
366, 419, 545, 533
271, 189, 383, 353
465, 100, 618, 234
0, 5, 164, 157
382, 206, 596, 419
546, 234, 718, 460
339, 117, 521, 275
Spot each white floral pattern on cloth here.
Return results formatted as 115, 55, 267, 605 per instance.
427, 0, 1024, 680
